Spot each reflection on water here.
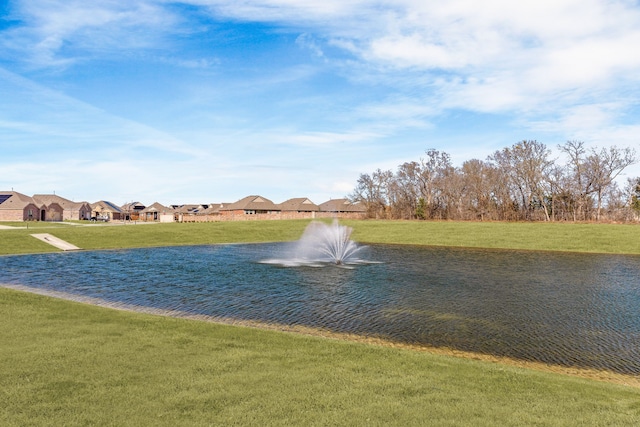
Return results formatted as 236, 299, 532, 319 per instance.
2, 243, 639, 374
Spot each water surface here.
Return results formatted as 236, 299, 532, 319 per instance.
2, 243, 639, 374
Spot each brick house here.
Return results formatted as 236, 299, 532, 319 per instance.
140, 202, 174, 222
220, 195, 280, 216
318, 198, 367, 217
0, 191, 41, 221
121, 202, 146, 221
91, 201, 124, 221
278, 197, 320, 213
33, 194, 92, 221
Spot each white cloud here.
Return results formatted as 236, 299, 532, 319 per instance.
2, 0, 175, 67
2, 0, 640, 202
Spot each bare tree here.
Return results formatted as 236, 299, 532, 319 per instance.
559, 141, 591, 220
628, 177, 640, 220
350, 169, 393, 218
418, 149, 452, 218
392, 161, 422, 219
488, 140, 554, 221
460, 159, 496, 220
584, 146, 637, 221
350, 141, 638, 223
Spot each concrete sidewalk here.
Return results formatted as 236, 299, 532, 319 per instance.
31, 234, 81, 251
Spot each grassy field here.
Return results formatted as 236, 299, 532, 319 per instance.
2, 287, 639, 426
2, 219, 639, 425
1, 219, 639, 255
345, 219, 640, 254
0, 220, 310, 255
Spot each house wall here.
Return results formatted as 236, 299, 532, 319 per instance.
160, 214, 174, 223
64, 205, 92, 221
0, 203, 40, 221
80, 205, 92, 220
44, 204, 64, 221
176, 211, 366, 222
0, 209, 24, 221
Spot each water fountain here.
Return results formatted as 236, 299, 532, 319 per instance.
261, 219, 368, 267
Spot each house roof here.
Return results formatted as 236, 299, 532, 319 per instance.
318, 198, 366, 213
278, 197, 319, 212
0, 191, 37, 210
141, 202, 173, 213
91, 201, 123, 213
200, 203, 225, 214
220, 195, 280, 211
33, 194, 90, 210
171, 204, 202, 213
122, 201, 146, 211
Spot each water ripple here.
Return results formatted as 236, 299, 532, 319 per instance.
2, 243, 639, 374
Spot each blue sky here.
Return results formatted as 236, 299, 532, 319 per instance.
1, 0, 639, 205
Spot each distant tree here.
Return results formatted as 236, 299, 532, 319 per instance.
415, 197, 427, 220
488, 140, 554, 221
559, 141, 591, 220
418, 149, 452, 218
392, 161, 422, 219
583, 146, 637, 221
350, 141, 638, 223
629, 177, 640, 217
459, 159, 496, 220
350, 169, 393, 219
438, 165, 465, 220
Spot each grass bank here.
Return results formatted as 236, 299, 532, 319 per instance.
345, 220, 640, 254
0, 220, 309, 255
1, 219, 639, 255
1, 287, 638, 426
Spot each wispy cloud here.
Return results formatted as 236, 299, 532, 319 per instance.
0, 67, 203, 158
2, 0, 175, 68
2, 1, 639, 202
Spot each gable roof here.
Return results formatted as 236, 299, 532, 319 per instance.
141, 202, 173, 214
220, 195, 280, 212
122, 201, 146, 211
0, 191, 37, 209
171, 204, 203, 213
278, 197, 319, 212
318, 198, 366, 213
32, 194, 90, 210
91, 201, 123, 213
201, 203, 225, 214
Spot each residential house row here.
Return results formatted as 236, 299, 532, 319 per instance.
0, 191, 366, 223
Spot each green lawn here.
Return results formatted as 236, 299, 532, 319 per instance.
345, 220, 640, 254
2, 219, 639, 425
1, 288, 638, 426
1, 219, 639, 255
0, 220, 310, 255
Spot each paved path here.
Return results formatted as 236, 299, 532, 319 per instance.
31, 234, 81, 251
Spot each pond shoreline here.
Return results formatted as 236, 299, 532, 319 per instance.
3, 282, 638, 389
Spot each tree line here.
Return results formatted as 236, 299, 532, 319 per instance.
350, 140, 640, 222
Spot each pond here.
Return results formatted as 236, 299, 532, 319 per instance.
2, 243, 639, 374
